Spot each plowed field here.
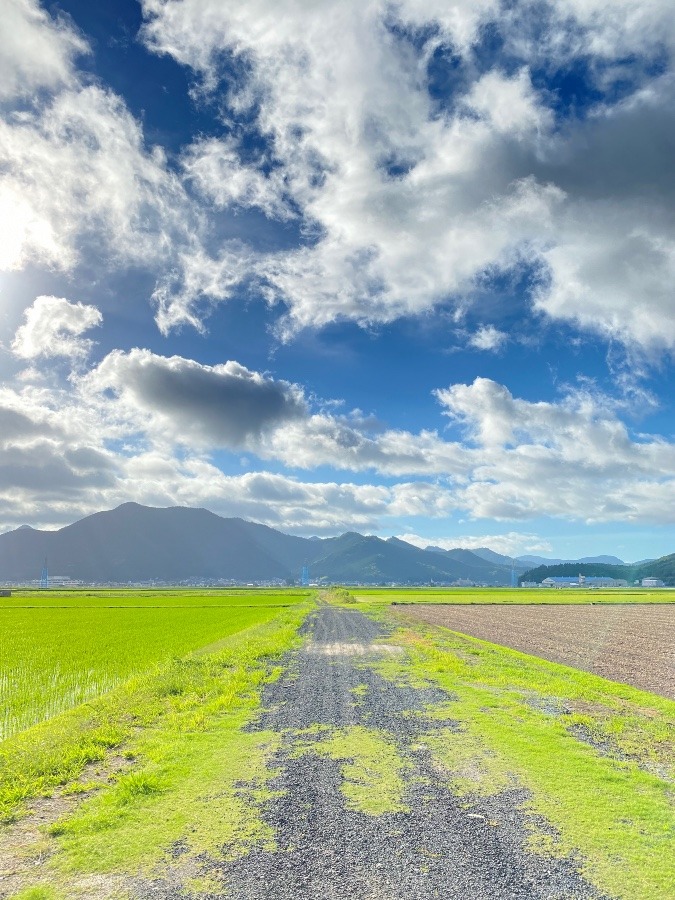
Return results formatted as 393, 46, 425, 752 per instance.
400, 603, 675, 699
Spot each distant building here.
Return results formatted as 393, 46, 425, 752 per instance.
542, 576, 580, 588
585, 576, 628, 587
0, 590, 11, 597
541, 576, 628, 588
641, 577, 665, 587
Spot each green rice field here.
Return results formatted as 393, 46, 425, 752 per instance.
351, 586, 675, 604
0, 589, 310, 740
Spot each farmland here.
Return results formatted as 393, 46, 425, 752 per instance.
353, 586, 675, 604
0, 587, 673, 899
0, 589, 310, 740
399, 602, 675, 699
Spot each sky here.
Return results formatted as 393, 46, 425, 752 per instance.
1, 0, 675, 562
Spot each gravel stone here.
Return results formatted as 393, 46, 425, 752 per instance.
208, 606, 611, 899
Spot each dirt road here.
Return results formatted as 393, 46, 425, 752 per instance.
211, 607, 606, 899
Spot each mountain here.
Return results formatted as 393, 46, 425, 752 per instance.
516, 555, 564, 566
0, 503, 518, 585
470, 548, 530, 570
424, 546, 520, 583
516, 554, 625, 566
307, 534, 513, 584
470, 547, 515, 566
2, 503, 658, 586
578, 555, 625, 565
0, 503, 301, 583
633, 553, 675, 585
519, 562, 631, 584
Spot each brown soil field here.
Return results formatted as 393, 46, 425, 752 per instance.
400, 604, 675, 699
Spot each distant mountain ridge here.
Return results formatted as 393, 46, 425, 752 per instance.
515, 554, 625, 567
0, 504, 517, 585
0, 503, 668, 585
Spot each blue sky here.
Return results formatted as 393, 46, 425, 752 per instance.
2, 0, 675, 561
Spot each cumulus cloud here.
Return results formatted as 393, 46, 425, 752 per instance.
0, 84, 191, 274
182, 137, 293, 221
140, 0, 562, 335
468, 325, 508, 352
135, 0, 675, 353
436, 377, 675, 522
6, 358, 675, 532
84, 350, 307, 448
3, 0, 674, 354
11, 295, 102, 360
0, 1, 193, 279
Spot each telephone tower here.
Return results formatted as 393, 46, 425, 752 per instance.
301, 565, 309, 586
40, 558, 49, 589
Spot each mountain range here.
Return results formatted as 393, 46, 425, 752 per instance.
0, 503, 664, 586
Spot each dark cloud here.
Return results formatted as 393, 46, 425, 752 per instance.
0, 441, 118, 495
88, 350, 307, 448
0, 407, 49, 442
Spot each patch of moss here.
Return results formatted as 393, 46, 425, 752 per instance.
313, 725, 411, 815
9, 889, 64, 900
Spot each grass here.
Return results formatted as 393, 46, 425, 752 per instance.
350, 587, 675, 604
366, 607, 675, 900
0, 589, 308, 739
298, 725, 411, 815
2, 598, 313, 897
2, 587, 312, 608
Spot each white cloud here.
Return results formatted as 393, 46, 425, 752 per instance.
11, 295, 102, 360
6, 359, 675, 531
436, 377, 675, 523
141, 0, 563, 337
0, 0, 87, 101
137, 0, 675, 354
462, 68, 552, 137
0, 84, 191, 274
468, 325, 508, 352
3, 0, 673, 356
0, 1, 193, 280
182, 137, 293, 220
398, 531, 553, 557
152, 244, 256, 334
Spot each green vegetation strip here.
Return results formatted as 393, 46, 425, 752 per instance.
368, 609, 675, 900
1, 600, 313, 897
1, 588, 313, 608
352, 587, 675, 604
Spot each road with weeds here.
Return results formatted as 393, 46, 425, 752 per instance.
211, 606, 606, 899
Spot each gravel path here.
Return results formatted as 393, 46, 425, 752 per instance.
400, 604, 675, 699
211, 606, 607, 899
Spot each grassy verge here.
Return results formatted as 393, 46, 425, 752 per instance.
351, 587, 675, 604
367, 608, 675, 900
1, 600, 313, 897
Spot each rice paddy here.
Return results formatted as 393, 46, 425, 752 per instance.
0, 589, 310, 740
